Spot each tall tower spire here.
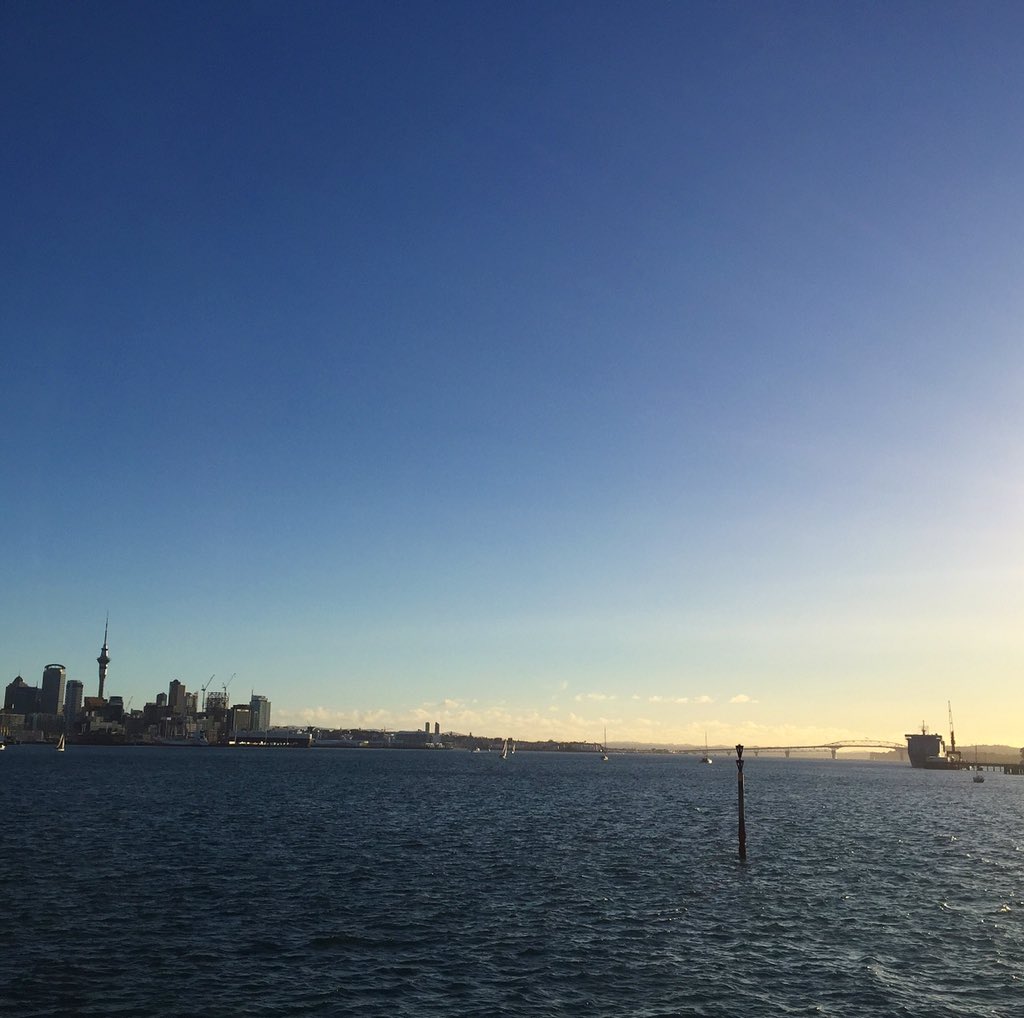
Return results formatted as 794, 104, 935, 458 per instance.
97, 615, 110, 700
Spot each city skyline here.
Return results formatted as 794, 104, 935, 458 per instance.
0, 619, 1009, 749
2, 625, 275, 746
4, 3, 1023, 747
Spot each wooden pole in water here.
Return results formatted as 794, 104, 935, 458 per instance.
736, 743, 747, 861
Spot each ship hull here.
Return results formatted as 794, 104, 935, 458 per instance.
906, 732, 947, 768
906, 731, 962, 769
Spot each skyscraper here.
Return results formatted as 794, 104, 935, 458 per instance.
64, 679, 84, 723
41, 664, 66, 715
97, 618, 111, 700
168, 680, 186, 715
249, 694, 271, 731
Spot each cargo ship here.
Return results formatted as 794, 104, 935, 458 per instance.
906, 703, 962, 769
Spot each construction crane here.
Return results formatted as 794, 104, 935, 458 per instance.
222, 672, 236, 708
200, 674, 216, 712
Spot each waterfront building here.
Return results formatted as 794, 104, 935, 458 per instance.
0, 711, 25, 739
41, 664, 66, 715
250, 694, 271, 731
156, 692, 167, 708
394, 729, 434, 748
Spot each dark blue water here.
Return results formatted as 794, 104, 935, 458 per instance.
2, 747, 1021, 1016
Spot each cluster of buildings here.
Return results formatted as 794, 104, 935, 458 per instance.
2, 623, 608, 753
1, 624, 274, 747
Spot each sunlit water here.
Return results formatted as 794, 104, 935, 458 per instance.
2, 747, 1021, 1016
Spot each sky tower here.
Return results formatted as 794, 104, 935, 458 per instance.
97, 616, 110, 699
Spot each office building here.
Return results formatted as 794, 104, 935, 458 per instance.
41, 664, 66, 715
229, 704, 252, 732
168, 680, 187, 715
249, 695, 271, 731
64, 679, 84, 721
4, 676, 40, 714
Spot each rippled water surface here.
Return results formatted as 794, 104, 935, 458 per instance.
2, 747, 1022, 1016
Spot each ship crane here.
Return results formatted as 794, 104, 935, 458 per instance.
948, 700, 960, 762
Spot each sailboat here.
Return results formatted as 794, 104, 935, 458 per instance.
700, 733, 712, 765
601, 728, 609, 762
56, 733, 66, 752
500, 738, 509, 760
973, 745, 984, 783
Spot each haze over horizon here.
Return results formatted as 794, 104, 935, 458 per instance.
4, 2, 1022, 747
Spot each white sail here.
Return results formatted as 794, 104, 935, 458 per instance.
700, 732, 712, 764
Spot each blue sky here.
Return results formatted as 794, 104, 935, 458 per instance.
3, 1, 1022, 746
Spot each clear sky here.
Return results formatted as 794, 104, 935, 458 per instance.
3, 1, 1022, 747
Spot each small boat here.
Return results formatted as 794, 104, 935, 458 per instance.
973, 745, 984, 783
700, 732, 712, 765
500, 738, 509, 760
601, 728, 609, 762
56, 734, 66, 752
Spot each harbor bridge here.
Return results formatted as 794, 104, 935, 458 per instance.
681, 740, 906, 760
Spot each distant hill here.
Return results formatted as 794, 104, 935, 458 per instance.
870, 744, 1022, 765
609, 742, 1024, 763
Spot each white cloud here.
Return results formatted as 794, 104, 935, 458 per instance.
729, 694, 756, 704
275, 705, 395, 729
